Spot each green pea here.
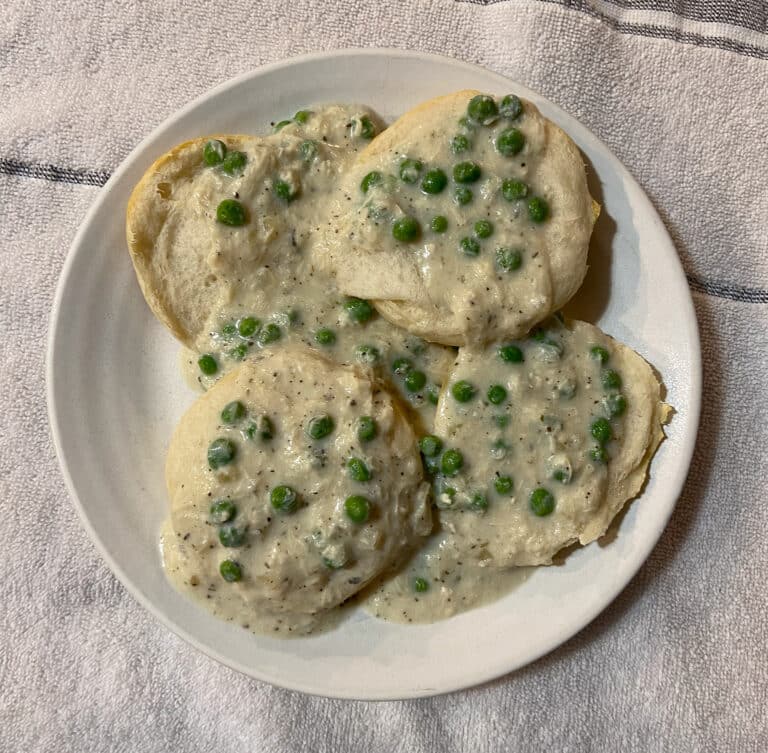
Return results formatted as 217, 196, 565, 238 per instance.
467, 94, 499, 125
602, 370, 622, 390
357, 416, 377, 442
496, 247, 522, 272
552, 468, 571, 484
474, 220, 493, 239
490, 437, 509, 460
430, 215, 448, 233
360, 170, 383, 193
487, 384, 507, 404
413, 577, 429, 593
274, 179, 298, 203
344, 495, 370, 523
498, 344, 524, 363
453, 161, 481, 183
605, 393, 627, 417
259, 415, 274, 440
392, 357, 414, 375
273, 119, 292, 132
355, 344, 380, 364
399, 158, 423, 184
272, 309, 294, 330
246, 415, 274, 441
421, 168, 448, 194
219, 559, 242, 582
455, 186, 473, 205
270, 485, 299, 514
228, 342, 249, 361
300, 140, 317, 162
502, 179, 529, 201
591, 417, 613, 445
359, 116, 376, 139
347, 457, 371, 482
419, 435, 443, 457
258, 323, 281, 345
220, 150, 247, 176
218, 524, 246, 547
392, 216, 421, 242
307, 414, 334, 440
344, 297, 374, 323
237, 317, 259, 337
460, 237, 480, 257
590, 345, 610, 364
293, 109, 312, 124
589, 445, 609, 463
198, 354, 218, 376
314, 327, 336, 346
404, 370, 427, 392
220, 322, 238, 339
274, 309, 298, 329
494, 414, 511, 428
441, 449, 464, 476
439, 484, 457, 502
528, 196, 549, 223
451, 380, 476, 402
209, 499, 236, 524
500, 94, 523, 119
426, 385, 440, 405
529, 487, 555, 516
203, 139, 226, 166
216, 199, 247, 226
208, 438, 236, 469
458, 116, 475, 132
495, 475, 514, 495
451, 134, 470, 154
496, 128, 525, 157
471, 493, 489, 512
531, 329, 563, 357
221, 400, 246, 424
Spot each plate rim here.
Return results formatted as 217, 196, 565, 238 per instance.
46, 47, 702, 700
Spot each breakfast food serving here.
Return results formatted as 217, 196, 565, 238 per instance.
163, 347, 431, 634
315, 90, 598, 346
126, 91, 668, 635
431, 317, 669, 567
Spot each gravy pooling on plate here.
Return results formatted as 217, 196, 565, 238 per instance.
360, 316, 668, 623
126, 96, 668, 636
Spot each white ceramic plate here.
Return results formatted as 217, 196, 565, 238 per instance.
47, 49, 701, 700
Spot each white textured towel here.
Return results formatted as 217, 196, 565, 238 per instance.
2, 1, 767, 750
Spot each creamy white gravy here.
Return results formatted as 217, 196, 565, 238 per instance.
179, 104, 455, 433
315, 92, 593, 346
431, 317, 632, 567
163, 348, 431, 635
162, 105, 463, 635
359, 528, 531, 624
159, 103, 627, 636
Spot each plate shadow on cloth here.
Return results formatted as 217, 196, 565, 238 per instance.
562, 153, 614, 324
